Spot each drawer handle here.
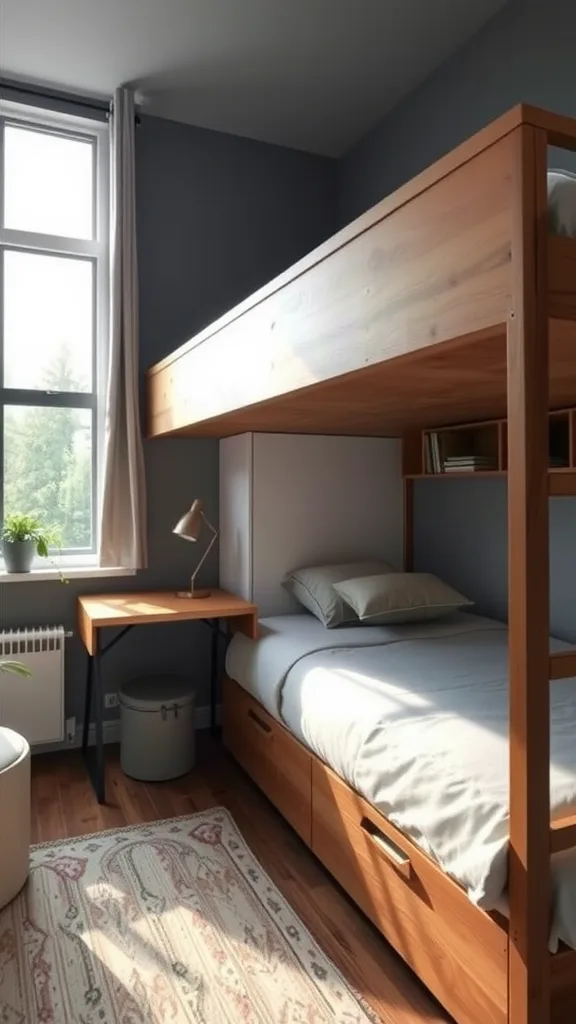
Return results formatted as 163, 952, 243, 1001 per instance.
247, 708, 273, 740
361, 817, 412, 880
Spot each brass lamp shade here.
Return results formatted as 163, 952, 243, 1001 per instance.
173, 498, 218, 599
173, 499, 204, 542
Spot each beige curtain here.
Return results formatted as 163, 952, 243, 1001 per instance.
99, 87, 147, 568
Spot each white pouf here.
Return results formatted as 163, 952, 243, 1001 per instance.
0, 727, 30, 909
119, 676, 195, 782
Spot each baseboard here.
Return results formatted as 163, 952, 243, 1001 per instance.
31, 703, 222, 755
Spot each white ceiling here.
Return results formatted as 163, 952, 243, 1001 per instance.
1, 0, 506, 156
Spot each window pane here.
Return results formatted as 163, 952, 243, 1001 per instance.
4, 250, 93, 391
4, 406, 93, 551
4, 125, 93, 238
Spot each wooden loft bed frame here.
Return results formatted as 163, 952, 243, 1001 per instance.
147, 105, 576, 1024
147, 104, 576, 440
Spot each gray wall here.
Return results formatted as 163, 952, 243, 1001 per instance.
414, 481, 576, 643
339, 0, 576, 640
339, 0, 576, 224
0, 112, 337, 731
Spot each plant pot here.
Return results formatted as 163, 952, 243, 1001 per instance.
2, 538, 36, 573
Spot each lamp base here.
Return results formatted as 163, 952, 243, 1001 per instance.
175, 589, 211, 600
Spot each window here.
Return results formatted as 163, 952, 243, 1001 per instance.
0, 106, 108, 559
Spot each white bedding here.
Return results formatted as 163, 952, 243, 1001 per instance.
548, 169, 576, 236
226, 612, 576, 951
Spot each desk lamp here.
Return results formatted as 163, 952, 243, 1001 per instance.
173, 499, 218, 598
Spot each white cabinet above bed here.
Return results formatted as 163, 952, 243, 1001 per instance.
219, 432, 402, 616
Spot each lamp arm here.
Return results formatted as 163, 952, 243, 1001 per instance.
190, 516, 218, 590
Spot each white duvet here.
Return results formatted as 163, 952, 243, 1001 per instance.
226, 612, 576, 951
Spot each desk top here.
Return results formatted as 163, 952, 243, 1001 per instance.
77, 588, 258, 654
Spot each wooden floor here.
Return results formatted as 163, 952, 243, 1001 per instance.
31, 735, 452, 1024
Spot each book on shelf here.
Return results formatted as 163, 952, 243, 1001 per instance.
426, 432, 442, 474
442, 453, 498, 473
443, 457, 495, 465
443, 463, 498, 473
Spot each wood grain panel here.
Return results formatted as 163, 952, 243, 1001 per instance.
550, 947, 576, 1023
77, 600, 94, 658
147, 318, 576, 439
549, 651, 576, 680
148, 137, 514, 438
521, 105, 576, 151
222, 677, 312, 845
77, 590, 258, 655
312, 760, 508, 1024
402, 432, 422, 475
550, 816, 576, 854
507, 125, 551, 1024
549, 237, 576, 319
548, 472, 576, 497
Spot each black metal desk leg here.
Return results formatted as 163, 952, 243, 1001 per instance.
93, 634, 105, 803
210, 619, 218, 734
82, 625, 132, 802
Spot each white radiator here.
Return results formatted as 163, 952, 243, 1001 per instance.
0, 626, 65, 745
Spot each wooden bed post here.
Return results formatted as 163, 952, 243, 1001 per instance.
507, 124, 551, 1024
402, 433, 420, 571
403, 479, 414, 571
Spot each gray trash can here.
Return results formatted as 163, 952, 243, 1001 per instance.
119, 676, 195, 782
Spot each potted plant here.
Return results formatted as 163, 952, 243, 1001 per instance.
2, 514, 60, 574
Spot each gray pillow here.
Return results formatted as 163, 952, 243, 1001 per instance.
333, 572, 473, 625
283, 560, 394, 628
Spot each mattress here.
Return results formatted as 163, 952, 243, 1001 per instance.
226, 611, 576, 952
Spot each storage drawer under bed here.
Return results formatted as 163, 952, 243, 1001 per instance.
222, 676, 312, 844
311, 759, 508, 1024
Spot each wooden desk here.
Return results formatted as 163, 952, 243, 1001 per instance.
77, 589, 258, 803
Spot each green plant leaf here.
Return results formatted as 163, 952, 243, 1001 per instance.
0, 661, 32, 677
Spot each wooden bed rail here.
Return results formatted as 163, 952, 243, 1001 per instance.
549, 651, 576, 680
550, 816, 576, 854
147, 104, 576, 442
523, 105, 576, 152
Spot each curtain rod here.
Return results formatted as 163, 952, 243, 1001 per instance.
0, 80, 111, 117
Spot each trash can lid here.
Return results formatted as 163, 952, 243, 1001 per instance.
119, 675, 194, 711
0, 727, 29, 772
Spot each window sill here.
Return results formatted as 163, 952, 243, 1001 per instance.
0, 566, 136, 583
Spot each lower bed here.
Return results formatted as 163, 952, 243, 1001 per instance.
226, 611, 576, 953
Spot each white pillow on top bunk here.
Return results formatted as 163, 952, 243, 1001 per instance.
548, 169, 576, 237
333, 572, 473, 625
282, 560, 393, 628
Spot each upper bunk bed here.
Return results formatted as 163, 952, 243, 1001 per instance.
147, 103, 576, 441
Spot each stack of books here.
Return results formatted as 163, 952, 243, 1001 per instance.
425, 433, 499, 473
443, 455, 497, 473
549, 455, 568, 469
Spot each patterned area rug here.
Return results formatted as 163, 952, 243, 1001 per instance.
0, 808, 380, 1023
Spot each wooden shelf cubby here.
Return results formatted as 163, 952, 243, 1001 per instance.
403, 407, 576, 495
